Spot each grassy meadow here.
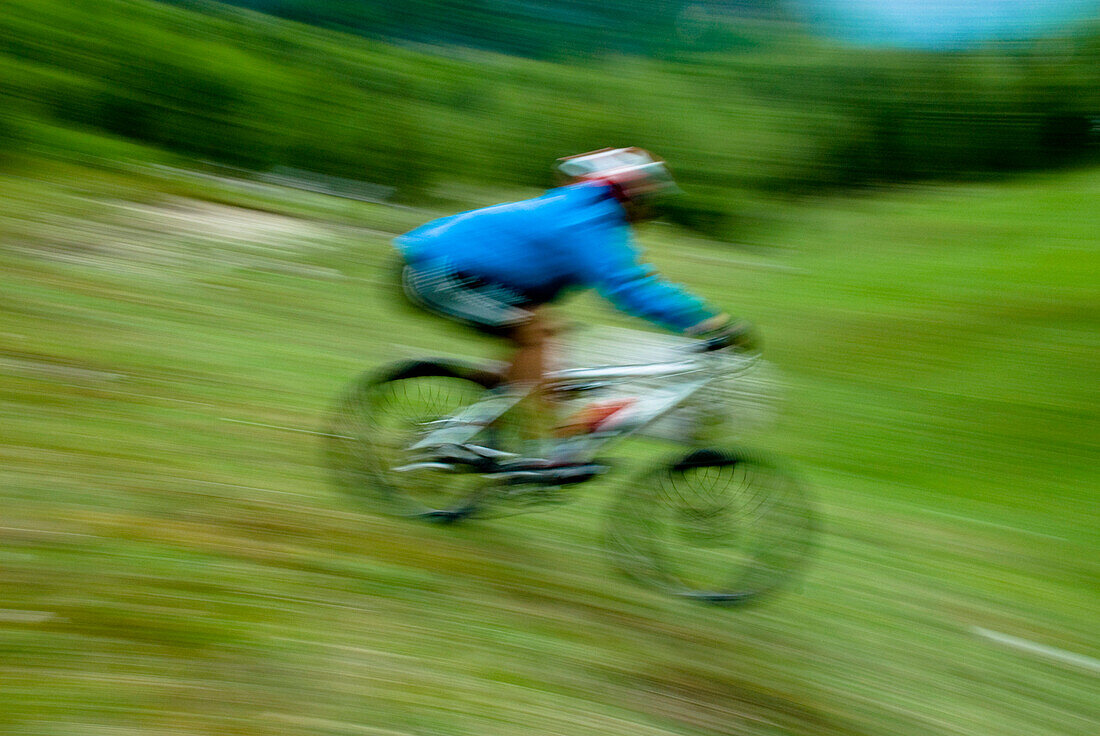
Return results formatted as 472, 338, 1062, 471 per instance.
0, 160, 1097, 735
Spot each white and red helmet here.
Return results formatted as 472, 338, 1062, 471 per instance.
556, 147, 680, 206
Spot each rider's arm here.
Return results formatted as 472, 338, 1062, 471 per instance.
572, 220, 717, 333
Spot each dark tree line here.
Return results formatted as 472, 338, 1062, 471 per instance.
2, 0, 1097, 234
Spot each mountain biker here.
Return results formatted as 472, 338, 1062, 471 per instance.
392, 147, 755, 461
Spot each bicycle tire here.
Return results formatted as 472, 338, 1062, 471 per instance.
604, 447, 816, 604
325, 359, 506, 522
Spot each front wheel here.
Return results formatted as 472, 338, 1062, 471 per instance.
604, 448, 816, 604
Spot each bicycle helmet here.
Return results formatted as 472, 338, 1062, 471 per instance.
555, 147, 680, 210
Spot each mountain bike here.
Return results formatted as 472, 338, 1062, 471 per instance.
326, 334, 815, 604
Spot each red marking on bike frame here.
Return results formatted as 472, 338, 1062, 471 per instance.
583, 398, 636, 432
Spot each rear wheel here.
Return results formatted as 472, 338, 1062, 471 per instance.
605, 448, 816, 603
325, 360, 504, 521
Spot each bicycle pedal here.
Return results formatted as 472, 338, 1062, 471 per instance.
463, 444, 518, 460
416, 443, 516, 467
391, 461, 459, 473
491, 462, 608, 486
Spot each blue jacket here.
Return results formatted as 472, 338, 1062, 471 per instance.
394, 182, 714, 332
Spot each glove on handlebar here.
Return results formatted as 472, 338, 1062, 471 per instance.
697, 317, 760, 353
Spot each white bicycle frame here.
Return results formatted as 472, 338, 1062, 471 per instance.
410, 350, 759, 462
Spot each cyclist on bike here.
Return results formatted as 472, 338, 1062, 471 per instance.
393, 147, 754, 462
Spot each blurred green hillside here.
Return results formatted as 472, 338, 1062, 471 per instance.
0, 152, 1096, 736
2, 0, 1098, 234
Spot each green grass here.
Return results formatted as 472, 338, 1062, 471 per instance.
1, 161, 1097, 736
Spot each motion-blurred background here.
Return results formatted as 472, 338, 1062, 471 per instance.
1, 2, 1097, 735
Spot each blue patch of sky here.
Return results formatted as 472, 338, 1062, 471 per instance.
791, 0, 1099, 48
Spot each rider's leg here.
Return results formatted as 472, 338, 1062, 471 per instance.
397, 260, 569, 461
505, 308, 559, 451
506, 308, 554, 385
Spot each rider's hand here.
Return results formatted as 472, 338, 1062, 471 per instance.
689, 314, 761, 353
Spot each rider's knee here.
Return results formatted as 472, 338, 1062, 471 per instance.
509, 313, 556, 347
